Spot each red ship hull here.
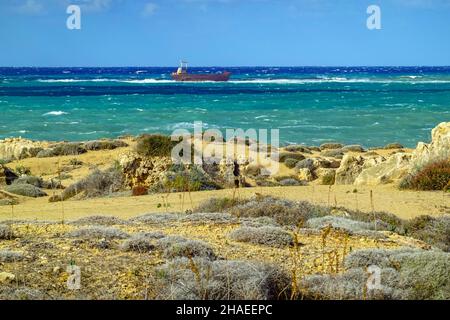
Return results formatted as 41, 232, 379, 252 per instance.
171, 71, 231, 82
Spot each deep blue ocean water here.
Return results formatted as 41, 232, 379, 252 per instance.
1, 66, 449, 147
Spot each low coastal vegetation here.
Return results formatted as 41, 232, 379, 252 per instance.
135, 134, 176, 157
0, 123, 449, 300
0, 195, 448, 300
400, 159, 450, 191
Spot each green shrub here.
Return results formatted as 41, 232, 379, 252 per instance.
156, 164, 219, 193
321, 172, 336, 185
0, 159, 11, 165
284, 158, 299, 169
135, 134, 176, 157
4, 184, 47, 198
400, 159, 450, 191
15, 165, 31, 176
229, 226, 293, 248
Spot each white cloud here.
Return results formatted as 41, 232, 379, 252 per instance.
15, 0, 44, 15
142, 2, 159, 16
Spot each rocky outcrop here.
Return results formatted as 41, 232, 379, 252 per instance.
354, 153, 411, 186
118, 152, 172, 188
411, 122, 450, 168
297, 168, 314, 182
335, 155, 365, 185
333, 123, 449, 186
0, 138, 47, 160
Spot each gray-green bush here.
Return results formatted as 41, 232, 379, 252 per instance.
229, 226, 293, 248
157, 236, 217, 260
66, 226, 129, 240
0, 225, 15, 240
4, 184, 47, 198
69, 215, 127, 226
0, 250, 24, 262
49, 167, 123, 202
156, 258, 291, 300
302, 248, 450, 300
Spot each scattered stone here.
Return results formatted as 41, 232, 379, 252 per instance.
0, 272, 15, 284
297, 168, 314, 181
411, 122, 450, 168
335, 155, 365, 185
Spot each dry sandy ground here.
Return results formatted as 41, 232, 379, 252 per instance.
1, 143, 449, 222
1, 184, 449, 222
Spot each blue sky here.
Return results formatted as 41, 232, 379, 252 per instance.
0, 0, 449, 66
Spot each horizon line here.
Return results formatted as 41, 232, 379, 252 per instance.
1, 65, 450, 68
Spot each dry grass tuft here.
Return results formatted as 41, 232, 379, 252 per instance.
156, 258, 291, 300
0, 224, 16, 240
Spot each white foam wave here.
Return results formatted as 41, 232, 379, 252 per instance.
36, 77, 450, 85
43, 111, 68, 116
38, 79, 112, 83
122, 79, 175, 84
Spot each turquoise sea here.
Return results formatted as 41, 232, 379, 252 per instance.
0, 66, 449, 147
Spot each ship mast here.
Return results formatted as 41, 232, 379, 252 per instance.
180, 60, 188, 73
